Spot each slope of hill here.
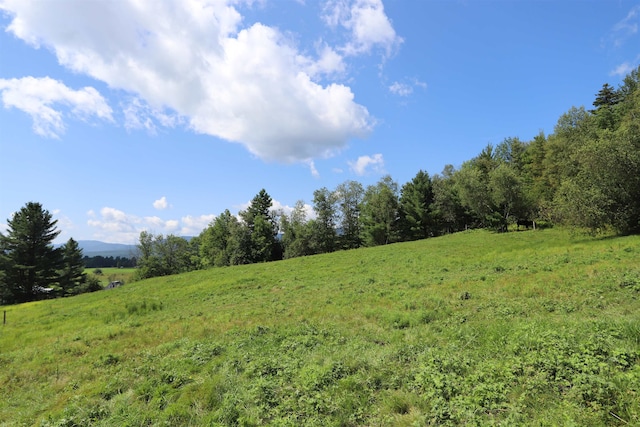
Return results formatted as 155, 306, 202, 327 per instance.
2, 228, 639, 425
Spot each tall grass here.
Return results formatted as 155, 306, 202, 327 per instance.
1, 228, 639, 425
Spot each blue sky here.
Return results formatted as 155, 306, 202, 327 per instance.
1, 0, 639, 244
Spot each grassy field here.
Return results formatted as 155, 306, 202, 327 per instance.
86, 267, 137, 288
1, 228, 639, 426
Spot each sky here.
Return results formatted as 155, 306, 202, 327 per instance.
1, 0, 639, 244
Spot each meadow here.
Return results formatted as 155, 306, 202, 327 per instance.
88, 267, 137, 288
1, 228, 639, 426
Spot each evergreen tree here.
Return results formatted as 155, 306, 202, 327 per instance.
241, 189, 273, 231
239, 189, 278, 263
398, 170, 435, 241
592, 83, 620, 109
58, 237, 87, 296
0, 202, 62, 304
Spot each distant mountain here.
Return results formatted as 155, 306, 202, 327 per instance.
55, 240, 137, 258
80, 241, 138, 258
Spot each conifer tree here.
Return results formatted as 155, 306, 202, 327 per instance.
398, 170, 435, 241
58, 237, 87, 296
0, 202, 61, 303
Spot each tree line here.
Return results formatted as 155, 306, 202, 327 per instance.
3, 66, 639, 293
135, 66, 640, 278
83, 255, 137, 269
0, 202, 101, 304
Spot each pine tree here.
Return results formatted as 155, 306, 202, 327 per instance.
58, 237, 87, 296
0, 202, 62, 304
398, 170, 435, 241
592, 83, 619, 109
240, 189, 278, 263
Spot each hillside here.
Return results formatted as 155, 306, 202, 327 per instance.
1, 228, 639, 426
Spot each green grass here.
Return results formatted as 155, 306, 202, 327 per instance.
2, 228, 639, 426
87, 267, 136, 287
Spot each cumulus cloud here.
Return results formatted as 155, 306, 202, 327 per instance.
271, 200, 315, 219
323, 0, 403, 57
123, 97, 183, 134
348, 153, 384, 175
153, 196, 170, 210
0, 76, 113, 138
180, 214, 216, 236
0, 0, 393, 162
87, 207, 214, 243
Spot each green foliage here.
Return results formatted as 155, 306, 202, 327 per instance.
0, 202, 62, 304
136, 232, 197, 279
398, 170, 435, 240
2, 228, 640, 425
280, 200, 315, 259
240, 189, 280, 263
361, 175, 400, 246
334, 180, 364, 249
58, 238, 87, 296
311, 187, 338, 253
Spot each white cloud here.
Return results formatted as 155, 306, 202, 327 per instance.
610, 56, 640, 76
613, 5, 639, 36
87, 207, 141, 243
237, 198, 315, 220
86, 206, 214, 243
348, 153, 384, 175
0, 76, 113, 138
123, 97, 183, 134
611, 62, 635, 76
272, 200, 315, 220
165, 219, 180, 231
389, 82, 412, 96
608, 5, 640, 47
389, 78, 427, 97
153, 196, 170, 210
323, 0, 403, 57
180, 214, 216, 236
308, 160, 320, 177
0, 0, 381, 162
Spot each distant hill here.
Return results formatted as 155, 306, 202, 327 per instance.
57, 238, 195, 258
55, 240, 137, 258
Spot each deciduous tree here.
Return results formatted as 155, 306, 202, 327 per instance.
361, 175, 400, 246
334, 181, 364, 249
311, 187, 338, 254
